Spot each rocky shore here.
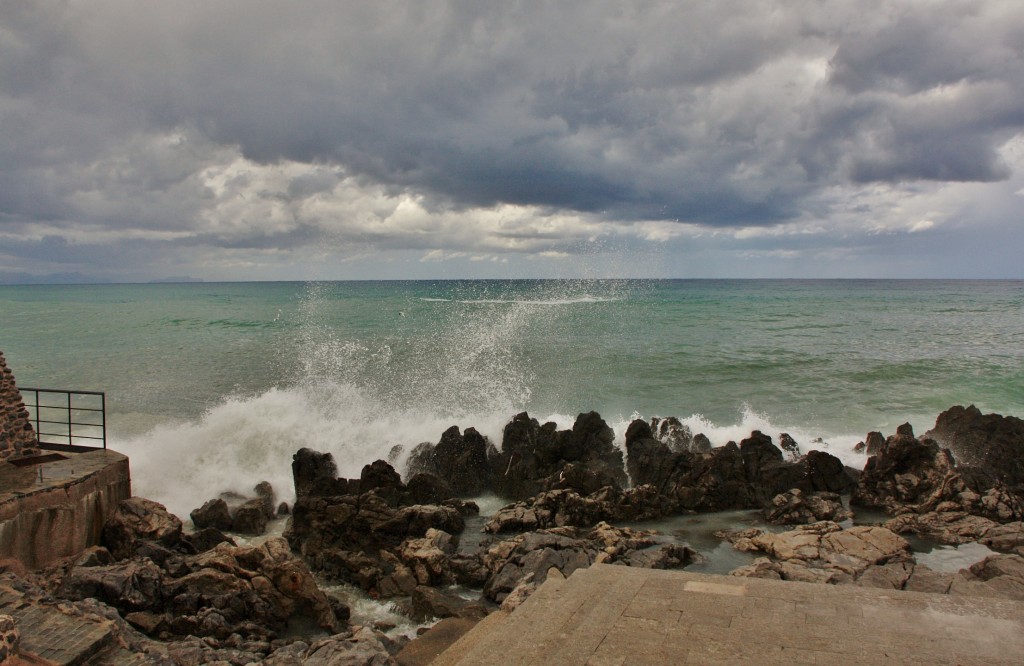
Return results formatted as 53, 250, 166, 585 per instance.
2, 404, 1022, 664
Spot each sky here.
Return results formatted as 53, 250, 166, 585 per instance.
1, 0, 1023, 282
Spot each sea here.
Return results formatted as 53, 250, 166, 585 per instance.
2, 279, 1022, 523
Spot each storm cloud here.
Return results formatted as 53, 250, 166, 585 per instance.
1, 0, 1022, 280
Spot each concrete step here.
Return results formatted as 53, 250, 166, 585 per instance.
430, 564, 1024, 665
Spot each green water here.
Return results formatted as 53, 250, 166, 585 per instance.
1, 279, 1021, 516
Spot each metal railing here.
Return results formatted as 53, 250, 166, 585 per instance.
19, 388, 106, 452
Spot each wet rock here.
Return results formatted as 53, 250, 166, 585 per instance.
360, 459, 404, 497
407, 426, 491, 497
851, 429, 963, 513
864, 431, 885, 455
293, 447, 351, 498
231, 498, 269, 536
190, 498, 233, 532
488, 412, 627, 501
103, 497, 183, 560
804, 450, 855, 494
779, 433, 801, 461
254, 481, 277, 518
405, 472, 455, 505
926, 405, 1024, 492
410, 586, 480, 621
277, 502, 290, 516
650, 416, 694, 453
763, 489, 852, 525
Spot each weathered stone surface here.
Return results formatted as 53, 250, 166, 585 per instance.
58, 558, 165, 612
190, 498, 233, 531
949, 554, 1024, 601
763, 489, 852, 525
980, 522, 1024, 555
852, 429, 964, 513
735, 522, 912, 581
102, 497, 183, 560
410, 585, 482, 621
884, 511, 999, 545
303, 627, 397, 665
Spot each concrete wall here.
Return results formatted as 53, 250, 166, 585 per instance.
0, 351, 39, 461
0, 450, 131, 569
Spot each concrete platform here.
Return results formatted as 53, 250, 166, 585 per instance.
435, 564, 1024, 665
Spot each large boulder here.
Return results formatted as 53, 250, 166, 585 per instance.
763, 489, 852, 525
190, 499, 233, 532
926, 405, 1024, 492
102, 497, 183, 560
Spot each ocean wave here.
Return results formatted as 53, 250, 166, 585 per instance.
418, 295, 622, 305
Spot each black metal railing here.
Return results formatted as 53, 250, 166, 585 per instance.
20, 388, 106, 452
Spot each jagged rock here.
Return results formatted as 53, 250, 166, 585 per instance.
360, 459, 404, 496
650, 416, 694, 453
763, 489, 852, 525
103, 498, 183, 560
293, 447, 353, 498
779, 433, 801, 461
865, 431, 885, 455
231, 498, 269, 536
407, 426, 491, 497
190, 498, 233, 532
483, 485, 673, 534
76, 546, 114, 567
488, 412, 627, 501
926, 405, 1024, 492
852, 429, 963, 513
254, 481, 277, 518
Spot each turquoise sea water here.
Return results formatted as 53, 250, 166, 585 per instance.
2, 279, 1022, 517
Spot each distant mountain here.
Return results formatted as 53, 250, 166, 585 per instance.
0, 272, 112, 285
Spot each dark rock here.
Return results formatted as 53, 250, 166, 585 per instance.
410, 585, 474, 621
360, 459, 404, 494
650, 416, 694, 453
410, 427, 492, 497
864, 431, 885, 455
182, 527, 236, 554
293, 447, 351, 498
804, 450, 855, 494
851, 428, 963, 514
254, 481, 277, 518
75, 546, 114, 567
779, 433, 801, 461
691, 433, 712, 453
103, 497, 183, 560
232, 499, 269, 536
277, 502, 290, 516
926, 405, 1024, 493
190, 498, 233, 532
406, 472, 455, 505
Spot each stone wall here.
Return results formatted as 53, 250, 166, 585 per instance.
0, 351, 39, 460
0, 450, 132, 569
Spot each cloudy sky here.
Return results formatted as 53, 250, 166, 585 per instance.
1, 0, 1023, 282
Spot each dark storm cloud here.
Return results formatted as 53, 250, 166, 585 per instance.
0, 0, 1023, 277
